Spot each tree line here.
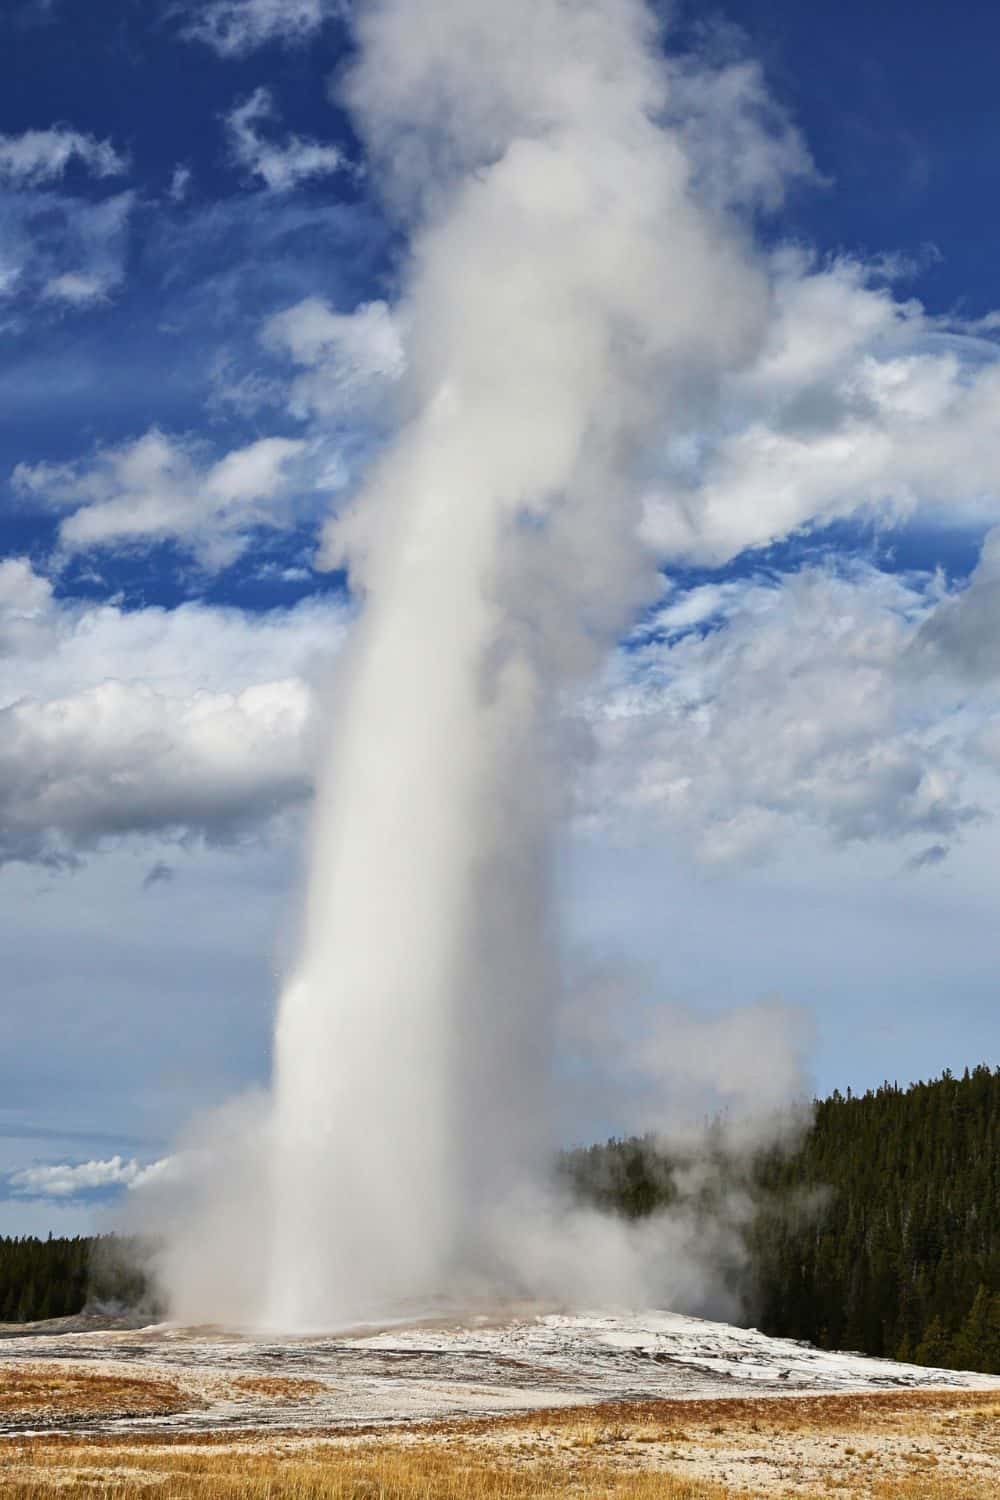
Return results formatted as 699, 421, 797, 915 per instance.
564, 1064, 1000, 1374
0, 1233, 153, 1325
1, 1066, 997, 1373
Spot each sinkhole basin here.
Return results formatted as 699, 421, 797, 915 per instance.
0, 1307, 997, 1436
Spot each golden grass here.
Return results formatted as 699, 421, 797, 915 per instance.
225, 1377, 328, 1402
464, 1387, 1000, 1441
0, 1378, 996, 1498
2, 1445, 726, 1498
1, 1438, 998, 1499
0, 1365, 192, 1421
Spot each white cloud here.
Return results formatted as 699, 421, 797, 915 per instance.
14, 428, 309, 569
42, 270, 107, 305
182, 0, 341, 55
0, 677, 314, 862
584, 558, 994, 865
914, 526, 1000, 683
224, 88, 345, 191
0, 127, 127, 186
263, 296, 405, 418
643, 254, 1000, 563
0, 560, 347, 866
9, 1154, 170, 1198
3, 540, 999, 873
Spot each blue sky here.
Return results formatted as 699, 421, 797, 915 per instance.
2, 0, 999, 1234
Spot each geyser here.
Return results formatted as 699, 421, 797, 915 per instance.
263, 0, 772, 1329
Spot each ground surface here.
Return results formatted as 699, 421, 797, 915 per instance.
0, 1310, 997, 1495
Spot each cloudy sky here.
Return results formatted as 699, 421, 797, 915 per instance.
2, 0, 999, 1236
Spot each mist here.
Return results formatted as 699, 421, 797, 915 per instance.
144, 0, 814, 1329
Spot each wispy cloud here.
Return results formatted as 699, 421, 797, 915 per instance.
167, 163, 191, 203
182, 0, 343, 58
905, 843, 949, 872
0, 126, 127, 185
0, 189, 133, 314
224, 87, 346, 192
262, 296, 405, 418
141, 861, 175, 891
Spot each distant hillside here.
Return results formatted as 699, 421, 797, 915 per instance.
565, 1064, 1000, 1374
2, 1066, 997, 1373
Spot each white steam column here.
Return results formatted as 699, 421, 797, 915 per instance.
266, 0, 767, 1328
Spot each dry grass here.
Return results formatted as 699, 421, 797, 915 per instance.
1, 1445, 730, 1498
459, 1387, 1000, 1440
0, 1366, 192, 1422
1, 1437, 997, 1499
0, 1375, 997, 1498
225, 1378, 328, 1403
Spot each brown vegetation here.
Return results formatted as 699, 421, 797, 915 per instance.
0, 1437, 997, 1498
225, 1376, 328, 1402
0, 1382, 997, 1498
0, 1364, 192, 1422
454, 1385, 1000, 1437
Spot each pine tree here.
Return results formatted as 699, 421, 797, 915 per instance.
915, 1315, 954, 1368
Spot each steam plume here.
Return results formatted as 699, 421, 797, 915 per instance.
261, 0, 778, 1329
153, 0, 810, 1328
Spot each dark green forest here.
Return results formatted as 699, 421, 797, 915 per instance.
564, 1064, 1000, 1374
0, 1233, 150, 1324
2, 1066, 997, 1373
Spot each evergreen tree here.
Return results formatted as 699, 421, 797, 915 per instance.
566, 1064, 1000, 1375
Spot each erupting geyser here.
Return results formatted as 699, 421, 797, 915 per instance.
262, 0, 770, 1329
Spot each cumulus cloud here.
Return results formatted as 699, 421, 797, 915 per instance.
262, 296, 405, 418
14, 427, 309, 569
0, 559, 347, 866
584, 559, 989, 864
9, 1154, 170, 1198
2, 538, 999, 873
184, 0, 341, 56
0, 677, 313, 864
643, 253, 1000, 564
224, 87, 346, 191
913, 526, 1000, 682
0, 127, 127, 185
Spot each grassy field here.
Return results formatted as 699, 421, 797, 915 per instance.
0, 1438, 996, 1499
0, 1378, 997, 1498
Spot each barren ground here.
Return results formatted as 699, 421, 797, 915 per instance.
0, 1310, 996, 1496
